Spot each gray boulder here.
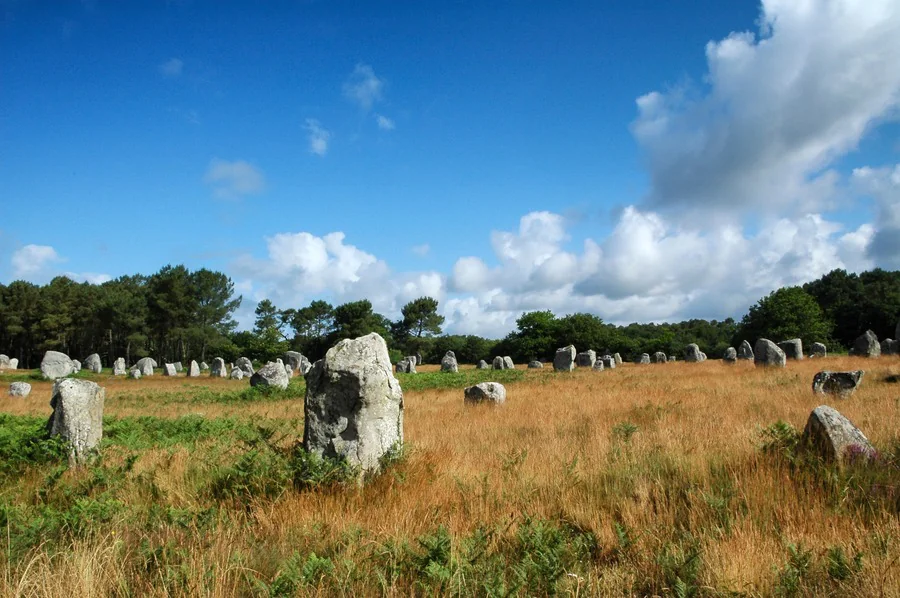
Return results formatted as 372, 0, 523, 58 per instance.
778, 339, 804, 361
528, 360, 543, 369
801, 405, 875, 465
187, 360, 200, 377
668, 356, 676, 362
9, 382, 31, 397
47, 379, 105, 466
128, 368, 141, 380
851, 330, 881, 358
230, 368, 244, 380
576, 350, 596, 368
250, 361, 290, 390
464, 382, 506, 405
684, 344, 703, 363
303, 333, 403, 475
593, 360, 605, 371
476, 360, 490, 370
285, 364, 294, 379
210, 357, 227, 378
636, 353, 651, 364
235, 357, 255, 377
0, 354, 10, 369
737, 340, 754, 360
723, 347, 737, 363
881, 339, 897, 356
395, 358, 416, 374
113, 357, 127, 376
812, 370, 864, 397
810, 342, 827, 358
754, 339, 786, 368
41, 350, 75, 380
440, 351, 458, 373
72, 360, 81, 373
652, 351, 667, 364
601, 355, 616, 369
8, 358, 17, 369
503, 356, 514, 370
283, 351, 312, 375
136, 357, 155, 376
174, 361, 183, 373
200, 361, 209, 371
163, 363, 177, 376
614, 353, 622, 365
553, 345, 576, 372
84, 353, 102, 374
492, 356, 507, 370
416, 352, 424, 367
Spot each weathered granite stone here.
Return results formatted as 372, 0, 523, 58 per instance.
528, 360, 543, 369
200, 361, 209, 371
441, 351, 459, 373
668, 356, 676, 362
576, 350, 597, 368
554, 345, 576, 372
737, 340, 754, 360
614, 353, 622, 365
503, 356, 514, 370
684, 344, 703, 363
8, 358, 17, 369
72, 360, 81, 372
235, 357, 255, 377
210, 357, 227, 378
602, 355, 616, 369
136, 357, 155, 376
592, 359, 605, 371
652, 351, 667, 364
395, 358, 416, 374
778, 339, 804, 361
163, 363, 177, 376
492, 356, 507, 370
40, 351, 75, 380
283, 351, 312, 374
812, 370, 864, 397
801, 405, 875, 465
476, 359, 490, 370
754, 339, 786, 368
636, 353, 651, 364
9, 382, 31, 397
851, 330, 881, 358
723, 347, 737, 363
113, 357, 127, 376
84, 353, 102, 374
47, 379, 104, 466
230, 368, 244, 380
881, 339, 897, 356
0, 354, 10, 369
250, 361, 290, 390
129, 368, 141, 380
464, 382, 506, 405
187, 360, 200, 377
810, 342, 827, 358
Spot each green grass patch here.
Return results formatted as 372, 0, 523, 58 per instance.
396, 368, 525, 392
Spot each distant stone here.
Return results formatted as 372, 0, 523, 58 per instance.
395, 358, 416, 374
601, 355, 616, 369
47, 378, 105, 466
173, 361, 183, 373
575, 350, 596, 368
593, 359, 605, 371
84, 353, 102, 374
737, 340, 753, 360
235, 357, 255, 377
210, 357, 227, 378
304, 333, 403, 475
614, 353, 622, 365
136, 357, 155, 376
554, 345, 576, 372
464, 382, 506, 405
250, 361, 290, 390
492, 356, 507, 370
129, 368, 141, 380
801, 405, 875, 465
187, 360, 200, 377
812, 370, 864, 397
528, 360, 543, 369
652, 351, 667, 364
416, 352, 424, 367
200, 361, 209, 371
72, 360, 81, 372
684, 344, 703, 363
476, 359, 490, 370
284, 364, 294, 378
636, 353, 651, 364
163, 363, 177, 376
778, 339, 804, 360
9, 382, 31, 397
723, 347, 737, 363
441, 351, 459, 373
230, 368, 244, 380
503, 356, 514, 370
8, 358, 17, 369
754, 339, 786, 367
810, 342, 827, 358
113, 357, 126, 376
41, 350, 75, 380
668, 356, 676, 362
881, 339, 897, 356
0, 354, 10, 369
851, 330, 881, 358
283, 351, 311, 375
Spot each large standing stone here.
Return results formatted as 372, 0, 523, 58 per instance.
576, 350, 597, 368
283, 351, 312, 374
250, 361, 290, 390
614, 353, 622, 365
812, 370, 864, 397
593, 360, 605, 371
554, 345, 576, 372
395, 358, 416, 374
235, 357, 255, 377
737, 340, 754, 360
528, 360, 543, 369
163, 363, 177, 376
136, 357, 155, 376
47, 379, 104, 466
810, 342, 827, 358
84, 353, 102, 374
0, 354, 11, 369
503, 356, 514, 370
200, 361, 209, 371
601, 355, 616, 369
778, 339, 804, 361
851, 330, 881, 358
129, 368, 141, 380
464, 382, 506, 405
668, 356, 676, 362
210, 357, 227, 378
440, 351, 458, 373
801, 405, 875, 465
636, 353, 651, 364
230, 368, 244, 380
881, 339, 897, 356
72, 360, 81, 372
303, 333, 403, 475
683, 344, 703, 363
9, 382, 31, 397
492, 356, 507, 370
476, 359, 490, 370
187, 360, 200, 377
416, 352, 424, 367
40, 351, 75, 380
284, 364, 294, 379
174, 361, 184, 373
8, 358, 17, 369
723, 347, 737, 363
113, 357, 127, 376
754, 339, 786, 367
652, 351, 667, 364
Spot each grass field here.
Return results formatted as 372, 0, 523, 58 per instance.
1, 356, 898, 596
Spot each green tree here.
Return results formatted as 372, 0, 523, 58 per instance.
331, 300, 389, 343
735, 287, 832, 349
400, 297, 444, 338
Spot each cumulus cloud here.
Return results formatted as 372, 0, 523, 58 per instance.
633, 0, 900, 219
203, 159, 265, 199
852, 164, 900, 269
375, 114, 395, 130
159, 57, 183, 77
305, 119, 331, 156
343, 64, 384, 111
11, 244, 61, 279
64, 272, 113, 285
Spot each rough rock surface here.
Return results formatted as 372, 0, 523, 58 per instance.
395, 358, 416, 374
47, 379, 105, 466
851, 330, 881, 358
614, 353, 622, 365
187, 360, 200, 377
492, 356, 507, 370
528, 360, 543, 369
778, 339, 804, 361
163, 363, 176, 376
0, 354, 10, 369
881, 339, 896, 356
41, 351, 75, 380
464, 382, 506, 405
285, 364, 294, 378
810, 342, 827, 358
668, 356, 676, 362
250, 361, 290, 390
576, 350, 597, 368
636, 353, 651, 364
812, 370, 864, 397
113, 357, 127, 376
601, 356, 616, 369
801, 405, 875, 465
684, 344, 703, 363
129, 368, 141, 380
230, 368, 244, 380
82, 353, 101, 374
283, 351, 312, 375
416, 352, 424, 367
754, 339, 786, 368
235, 357, 255, 377
723, 347, 737, 363
476, 359, 490, 370
9, 382, 31, 397
174, 361, 183, 373
210, 357, 227, 378
8, 358, 17, 369
441, 351, 459, 373
554, 345, 576, 371
136, 357, 155, 376
593, 360, 605, 371
652, 351, 667, 364
303, 333, 403, 474
737, 340, 754, 360
200, 361, 209, 370
503, 356, 514, 370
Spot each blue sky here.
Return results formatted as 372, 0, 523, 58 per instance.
2, 0, 899, 337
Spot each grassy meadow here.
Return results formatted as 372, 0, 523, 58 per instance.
0, 356, 898, 596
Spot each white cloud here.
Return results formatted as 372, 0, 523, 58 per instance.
203, 158, 265, 199
343, 64, 384, 111
375, 114, 395, 131
411, 243, 430, 256
11, 244, 61, 279
852, 164, 900, 269
305, 119, 331, 156
64, 272, 113, 285
159, 58, 183, 77
632, 0, 900, 220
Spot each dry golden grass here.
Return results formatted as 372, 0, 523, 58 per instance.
1, 356, 899, 596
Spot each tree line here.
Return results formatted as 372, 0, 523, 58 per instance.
1, 265, 897, 368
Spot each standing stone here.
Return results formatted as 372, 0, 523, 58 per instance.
576, 350, 597, 368
593, 360, 605, 371
250, 361, 290, 390
668, 356, 676, 362
810, 342, 827, 358
737, 340, 754, 360
303, 333, 403, 475
41, 351, 75, 380
851, 330, 881, 358
801, 405, 875, 465
9, 382, 31, 397
636, 353, 651, 364
283, 351, 310, 373
129, 368, 141, 380
778, 339, 804, 361
440, 351, 459, 373
200, 361, 209, 371
72, 360, 81, 372
723, 347, 737, 363
476, 359, 490, 370
235, 357, 255, 377
113, 357, 126, 376
812, 370, 864, 397
0, 354, 10, 369
503, 356, 514, 370
47, 379, 104, 466
614, 353, 623, 365
492, 356, 507, 370
528, 360, 543, 369
395, 358, 416, 374
554, 345, 576, 371
416, 352, 424, 367
174, 361, 183, 373
136, 357, 155, 376
230, 368, 244, 380
464, 382, 506, 405
285, 364, 294, 379
684, 344, 703, 363
210, 357, 227, 378
652, 351, 667, 364
84, 353, 102, 374
163, 363, 177, 376
602, 355, 616, 369
187, 360, 200, 377
754, 339, 787, 368
881, 339, 897, 356
8, 358, 17, 369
